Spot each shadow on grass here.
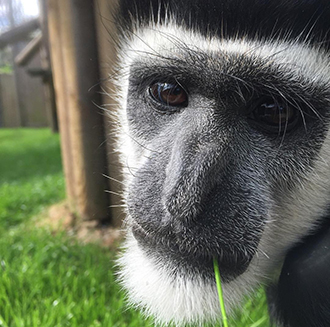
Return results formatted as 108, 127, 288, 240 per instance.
0, 128, 63, 184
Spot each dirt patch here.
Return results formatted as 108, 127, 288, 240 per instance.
39, 201, 123, 248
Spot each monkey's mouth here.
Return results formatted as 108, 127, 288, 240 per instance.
127, 169, 267, 282
131, 219, 258, 282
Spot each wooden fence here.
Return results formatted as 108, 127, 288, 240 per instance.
0, 49, 48, 128
0, 36, 49, 127
0, 74, 20, 127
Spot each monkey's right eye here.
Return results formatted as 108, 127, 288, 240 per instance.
148, 82, 188, 110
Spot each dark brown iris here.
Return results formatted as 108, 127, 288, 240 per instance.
250, 97, 299, 133
149, 82, 188, 107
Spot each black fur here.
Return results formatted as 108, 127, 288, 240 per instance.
119, 0, 330, 48
273, 219, 330, 327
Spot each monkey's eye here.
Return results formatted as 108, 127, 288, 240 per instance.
249, 97, 299, 133
149, 82, 188, 109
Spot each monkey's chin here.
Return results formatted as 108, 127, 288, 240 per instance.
117, 233, 250, 326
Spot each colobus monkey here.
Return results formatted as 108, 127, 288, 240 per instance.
114, 0, 330, 326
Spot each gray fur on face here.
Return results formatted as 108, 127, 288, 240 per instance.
114, 21, 330, 326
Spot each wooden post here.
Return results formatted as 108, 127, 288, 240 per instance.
47, 0, 76, 207
94, 0, 124, 227
47, 0, 110, 221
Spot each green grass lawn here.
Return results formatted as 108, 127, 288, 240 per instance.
0, 128, 270, 327
0, 129, 64, 229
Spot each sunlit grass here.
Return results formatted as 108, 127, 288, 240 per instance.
0, 228, 150, 327
229, 288, 270, 327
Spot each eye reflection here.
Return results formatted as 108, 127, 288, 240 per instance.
249, 97, 299, 133
149, 82, 188, 108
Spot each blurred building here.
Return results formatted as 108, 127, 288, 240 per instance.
0, 0, 48, 128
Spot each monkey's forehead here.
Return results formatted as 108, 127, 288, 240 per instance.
117, 0, 330, 49
117, 24, 330, 90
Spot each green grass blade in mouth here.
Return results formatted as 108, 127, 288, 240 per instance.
213, 258, 229, 327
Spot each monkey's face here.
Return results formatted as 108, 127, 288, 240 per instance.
116, 20, 330, 327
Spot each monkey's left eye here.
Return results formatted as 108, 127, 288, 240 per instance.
249, 97, 299, 133
149, 82, 188, 109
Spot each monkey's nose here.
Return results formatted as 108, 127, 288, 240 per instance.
161, 140, 225, 223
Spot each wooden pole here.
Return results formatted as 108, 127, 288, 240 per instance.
47, 0, 76, 207
47, 0, 110, 221
94, 0, 123, 227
